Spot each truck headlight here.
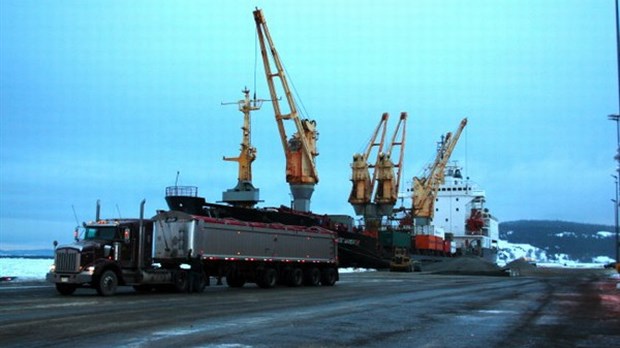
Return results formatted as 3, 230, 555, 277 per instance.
49, 264, 56, 273
87, 266, 95, 275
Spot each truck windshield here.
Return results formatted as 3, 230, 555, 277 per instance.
84, 227, 118, 240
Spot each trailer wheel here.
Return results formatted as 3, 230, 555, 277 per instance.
287, 268, 303, 287
257, 268, 278, 289
226, 271, 246, 288
320, 268, 337, 286
55, 283, 77, 296
96, 270, 118, 296
303, 267, 321, 286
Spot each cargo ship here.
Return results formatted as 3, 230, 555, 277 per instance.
433, 163, 499, 263
337, 162, 500, 268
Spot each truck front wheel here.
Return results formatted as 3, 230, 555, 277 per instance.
55, 283, 77, 295
96, 270, 118, 296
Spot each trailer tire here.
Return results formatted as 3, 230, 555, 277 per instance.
304, 267, 321, 286
287, 268, 303, 287
226, 271, 246, 288
96, 270, 118, 296
257, 268, 278, 289
320, 268, 337, 286
55, 283, 77, 296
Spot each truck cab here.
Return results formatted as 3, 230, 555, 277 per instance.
46, 218, 152, 296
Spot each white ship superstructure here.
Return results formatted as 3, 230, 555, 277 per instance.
434, 163, 499, 262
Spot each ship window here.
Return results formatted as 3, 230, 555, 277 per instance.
445, 218, 448, 222
456, 198, 459, 201
456, 208, 459, 212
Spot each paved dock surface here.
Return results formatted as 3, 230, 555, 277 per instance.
1, 269, 618, 347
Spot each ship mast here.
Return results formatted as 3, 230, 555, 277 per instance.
221, 88, 265, 208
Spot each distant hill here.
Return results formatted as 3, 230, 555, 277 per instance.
499, 220, 616, 262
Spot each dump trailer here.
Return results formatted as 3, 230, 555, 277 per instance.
47, 201, 339, 296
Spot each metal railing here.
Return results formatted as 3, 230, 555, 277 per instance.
165, 186, 198, 198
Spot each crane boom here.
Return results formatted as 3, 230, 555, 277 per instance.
253, 8, 318, 212
349, 113, 389, 213
349, 112, 407, 218
412, 118, 467, 222
375, 112, 407, 206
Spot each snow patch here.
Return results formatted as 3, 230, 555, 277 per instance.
596, 231, 614, 238
0, 258, 52, 280
555, 231, 577, 238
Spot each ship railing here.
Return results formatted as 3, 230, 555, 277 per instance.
165, 186, 198, 197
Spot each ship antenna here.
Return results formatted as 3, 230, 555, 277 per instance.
175, 171, 180, 187
116, 204, 122, 219
71, 205, 80, 227
72, 205, 82, 241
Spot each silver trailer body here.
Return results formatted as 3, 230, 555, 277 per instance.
153, 210, 337, 263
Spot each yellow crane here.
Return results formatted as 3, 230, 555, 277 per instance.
349, 112, 407, 218
349, 113, 389, 215
221, 88, 264, 207
254, 8, 318, 212
412, 118, 467, 225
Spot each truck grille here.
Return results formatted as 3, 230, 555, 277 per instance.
55, 248, 80, 273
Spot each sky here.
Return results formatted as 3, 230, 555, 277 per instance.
1, 0, 618, 249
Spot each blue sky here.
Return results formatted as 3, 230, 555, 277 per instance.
1, 1, 618, 249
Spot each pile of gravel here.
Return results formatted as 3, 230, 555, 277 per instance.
423, 256, 507, 276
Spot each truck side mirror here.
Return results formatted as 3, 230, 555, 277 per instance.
104, 245, 112, 258
123, 227, 131, 243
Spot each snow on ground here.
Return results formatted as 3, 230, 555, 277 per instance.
0, 258, 53, 281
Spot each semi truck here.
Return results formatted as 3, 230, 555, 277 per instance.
46, 200, 339, 296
